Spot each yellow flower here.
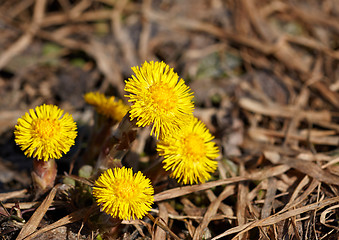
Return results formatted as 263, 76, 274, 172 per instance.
124, 61, 194, 139
93, 167, 154, 220
157, 117, 219, 185
84, 92, 129, 122
14, 104, 77, 161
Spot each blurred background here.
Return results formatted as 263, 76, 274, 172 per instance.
1, 0, 339, 188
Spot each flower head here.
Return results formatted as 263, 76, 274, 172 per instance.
84, 92, 129, 122
157, 116, 219, 185
92, 167, 154, 220
124, 61, 194, 139
14, 104, 77, 161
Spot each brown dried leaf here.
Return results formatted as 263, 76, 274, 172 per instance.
281, 157, 339, 185
212, 196, 339, 239
193, 185, 235, 240
154, 203, 169, 240
23, 207, 95, 240
320, 204, 339, 231
16, 186, 58, 240
239, 97, 331, 122
0, 189, 27, 202
154, 176, 247, 202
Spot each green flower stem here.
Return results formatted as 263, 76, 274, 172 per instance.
95, 112, 137, 173
83, 113, 117, 166
31, 158, 57, 198
144, 157, 170, 186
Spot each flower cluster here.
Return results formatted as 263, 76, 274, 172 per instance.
14, 104, 77, 161
92, 61, 218, 221
84, 92, 129, 122
125, 61, 219, 185
13, 60, 219, 222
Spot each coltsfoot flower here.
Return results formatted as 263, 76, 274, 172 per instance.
157, 116, 219, 185
92, 167, 154, 220
124, 61, 194, 139
84, 92, 129, 122
14, 104, 77, 161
